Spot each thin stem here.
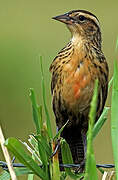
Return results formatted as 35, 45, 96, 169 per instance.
0, 126, 17, 180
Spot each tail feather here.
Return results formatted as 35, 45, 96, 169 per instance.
68, 137, 84, 163
59, 125, 85, 164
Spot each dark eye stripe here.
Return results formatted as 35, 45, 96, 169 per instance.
70, 10, 99, 22
69, 10, 100, 27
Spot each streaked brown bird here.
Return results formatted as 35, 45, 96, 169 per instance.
50, 10, 109, 169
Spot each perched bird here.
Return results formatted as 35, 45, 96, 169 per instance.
50, 10, 109, 169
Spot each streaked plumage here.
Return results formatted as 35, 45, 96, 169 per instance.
50, 10, 109, 168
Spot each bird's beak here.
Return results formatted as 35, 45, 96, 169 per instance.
52, 13, 73, 25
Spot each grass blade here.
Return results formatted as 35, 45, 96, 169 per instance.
40, 55, 53, 139
0, 168, 32, 180
84, 80, 98, 180
28, 135, 42, 163
53, 120, 69, 141
0, 171, 11, 180
111, 60, 118, 179
33, 134, 50, 180
108, 77, 113, 91
61, 138, 83, 180
28, 174, 34, 180
29, 89, 42, 134
35, 138, 48, 166
35, 134, 51, 157
60, 172, 66, 180
28, 135, 39, 153
93, 107, 109, 139
21, 141, 41, 164
4, 137, 47, 180
28, 154, 35, 180
52, 141, 60, 180
38, 105, 43, 131
93, 76, 112, 139
0, 126, 17, 180
61, 138, 73, 165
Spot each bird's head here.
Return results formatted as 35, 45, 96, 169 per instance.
52, 10, 101, 46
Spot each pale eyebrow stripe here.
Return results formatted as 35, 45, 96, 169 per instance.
79, 12, 100, 28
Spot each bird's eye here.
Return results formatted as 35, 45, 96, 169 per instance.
78, 15, 86, 22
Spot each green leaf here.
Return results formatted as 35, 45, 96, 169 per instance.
52, 160, 60, 180
34, 138, 48, 166
60, 172, 67, 180
84, 80, 98, 180
108, 77, 113, 91
28, 135, 42, 163
28, 174, 34, 180
61, 138, 73, 165
85, 149, 98, 180
40, 55, 53, 139
97, 167, 104, 174
29, 89, 42, 135
111, 60, 118, 179
28, 135, 39, 153
92, 78, 112, 140
15, 168, 32, 176
93, 77, 112, 139
35, 138, 49, 179
93, 107, 109, 139
38, 105, 43, 131
21, 140, 41, 164
35, 134, 51, 157
34, 134, 51, 166
61, 138, 83, 180
53, 120, 69, 141
28, 154, 35, 180
4, 137, 47, 180
52, 142, 60, 180
0, 168, 32, 180
0, 171, 10, 180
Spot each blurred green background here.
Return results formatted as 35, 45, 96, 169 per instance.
0, 0, 118, 179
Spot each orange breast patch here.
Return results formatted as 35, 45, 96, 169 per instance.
73, 75, 90, 99
73, 83, 81, 98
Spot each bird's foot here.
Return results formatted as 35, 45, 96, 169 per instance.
75, 159, 85, 174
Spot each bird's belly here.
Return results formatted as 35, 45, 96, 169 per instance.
62, 69, 94, 112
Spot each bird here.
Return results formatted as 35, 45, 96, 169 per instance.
50, 10, 109, 170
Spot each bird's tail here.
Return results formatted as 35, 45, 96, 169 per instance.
59, 126, 85, 164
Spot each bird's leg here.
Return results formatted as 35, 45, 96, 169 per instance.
80, 131, 87, 170
76, 131, 87, 173
81, 132, 87, 158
